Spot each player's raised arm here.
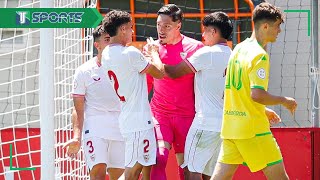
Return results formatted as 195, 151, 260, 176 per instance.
164, 46, 215, 79
164, 61, 193, 79
143, 41, 165, 79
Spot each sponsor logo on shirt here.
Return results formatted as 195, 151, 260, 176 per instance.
92, 74, 101, 81
93, 77, 101, 81
224, 110, 247, 116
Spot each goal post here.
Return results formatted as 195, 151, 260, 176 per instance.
39, 0, 55, 179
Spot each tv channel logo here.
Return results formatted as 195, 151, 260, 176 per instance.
16, 11, 30, 25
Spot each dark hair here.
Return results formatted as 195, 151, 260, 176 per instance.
202, 12, 233, 39
102, 10, 131, 37
252, 2, 284, 29
157, 4, 183, 22
93, 25, 105, 42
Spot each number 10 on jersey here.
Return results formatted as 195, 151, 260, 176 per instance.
225, 59, 243, 90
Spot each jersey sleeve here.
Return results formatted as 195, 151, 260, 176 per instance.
249, 53, 269, 91
186, 47, 212, 72
72, 68, 86, 97
127, 46, 150, 73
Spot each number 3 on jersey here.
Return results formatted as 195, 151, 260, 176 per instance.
108, 70, 126, 102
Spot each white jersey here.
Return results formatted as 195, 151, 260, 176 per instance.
185, 45, 231, 132
72, 57, 122, 140
101, 44, 154, 134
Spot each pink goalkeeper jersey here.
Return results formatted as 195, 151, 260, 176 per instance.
147, 35, 204, 117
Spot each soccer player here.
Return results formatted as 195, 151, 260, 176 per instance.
101, 10, 164, 180
146, 4, 204, 180
212, 2, 297, 180
161, 12, 233, 180
64, 25, 125, 180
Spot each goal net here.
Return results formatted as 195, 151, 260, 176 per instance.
267, 0, 313, 127
0, 0, 94, 179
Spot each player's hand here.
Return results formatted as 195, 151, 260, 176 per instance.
282, 97, 297, 115
63, 138, 81, 159
265, 107, 281, 125
146, 37, 159, 54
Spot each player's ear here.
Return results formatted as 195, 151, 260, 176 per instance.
120, 25, 126, 33
176, 22, 181, 30
93, 41, 99, 50
262, 22, 269, 31
211, 28, 216, 36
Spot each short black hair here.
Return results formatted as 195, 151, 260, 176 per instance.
157, 4, 183, 22
252, 2, 284, 29
102, 10, 131, 37
202, 12, 233, 39
93, 25, 105, 42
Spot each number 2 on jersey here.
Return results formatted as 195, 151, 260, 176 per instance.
108, 70, 126, 102
143, 139, 149, 153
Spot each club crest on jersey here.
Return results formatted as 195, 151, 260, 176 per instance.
180, 52, 187, 60
257, 68, 266, 79
143, 154, 149, 162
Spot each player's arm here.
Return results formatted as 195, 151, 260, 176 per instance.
164, 61, 193, 79
165, 46, 209, 78
63, 69, 85, 157
72, 97, 85, 142
142, 43, 164, 79
63, 97, 84, 158
249, 54, 297, 114
145, 50, 165, 79
145, 65, 164, 79
251, 89, 297, 115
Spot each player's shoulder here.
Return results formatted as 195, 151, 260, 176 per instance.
233, 38, 248, 51
193, 46, 212, 55
235, 39, 266, 57
196, 45, 230, 55
123, 45, 141, 55
211, 44, 231, 52
76, 58, 96, 72
248, 39, 265, 53
182, 35, 203, 46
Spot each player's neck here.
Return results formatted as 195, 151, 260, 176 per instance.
251, 31, 267, 48
166, 33, 182, 45
109, 36, 126, 46
213, 38, 228, 46
96, 54, 102, 65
